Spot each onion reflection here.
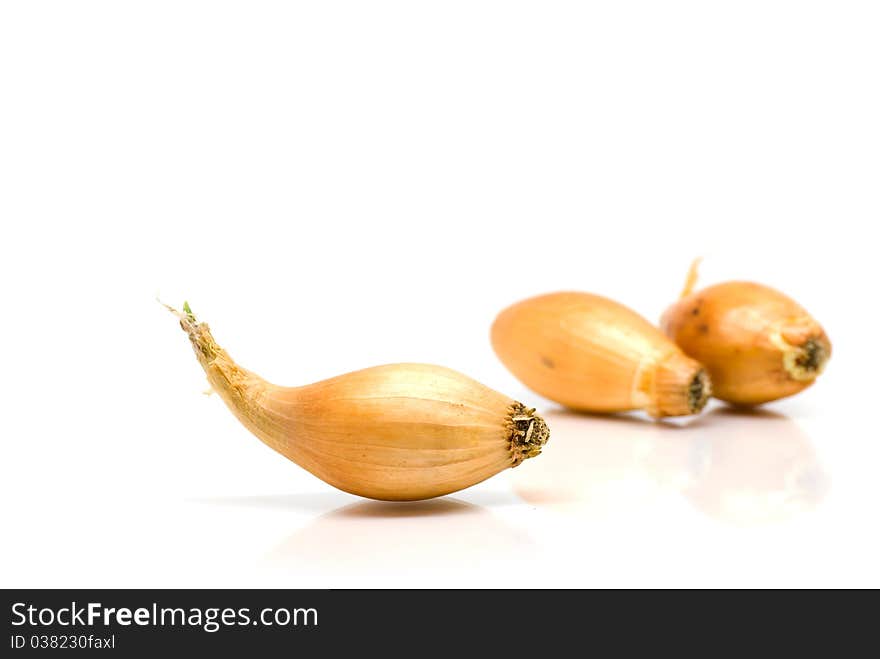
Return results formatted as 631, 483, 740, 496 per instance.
513, 407, 829, 525
683, 408, 830, 526
513, 411, 696, 517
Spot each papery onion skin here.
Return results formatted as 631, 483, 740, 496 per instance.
661, 281, 831, 406
169, 303, 549, 501
491, 292, 710, 418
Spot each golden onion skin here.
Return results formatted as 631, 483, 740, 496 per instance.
491, 292, 710, 418
172, 304, 548, 501
661, 281, 831, 405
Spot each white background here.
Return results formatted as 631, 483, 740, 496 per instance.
1, 1, 878, 588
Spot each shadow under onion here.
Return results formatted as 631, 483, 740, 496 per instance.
265, 497, 534, 576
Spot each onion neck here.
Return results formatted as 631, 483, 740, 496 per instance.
168, 302, 277, 440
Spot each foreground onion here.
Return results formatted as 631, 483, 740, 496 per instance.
168, 303, 549, 501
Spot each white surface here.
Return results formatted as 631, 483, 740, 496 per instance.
1, 1, 878, 588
